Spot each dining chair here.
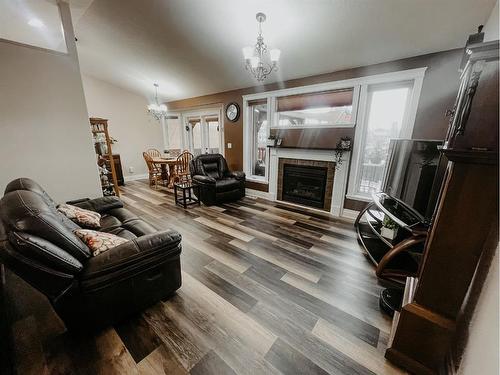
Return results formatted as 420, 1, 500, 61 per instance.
146, 148, 162, 158
174, 150, 194, 184
143, 152, 165, 188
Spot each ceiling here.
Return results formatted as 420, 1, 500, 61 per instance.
71, 0, 496, 103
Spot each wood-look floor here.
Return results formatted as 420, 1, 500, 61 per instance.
4, 180, 405, 375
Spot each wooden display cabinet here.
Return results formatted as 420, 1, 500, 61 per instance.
90, 118, 120, 197
385, 41, 499, 374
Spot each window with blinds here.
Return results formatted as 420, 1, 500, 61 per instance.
275, 88, 356, 128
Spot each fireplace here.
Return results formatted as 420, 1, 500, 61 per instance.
282, 165, 327, 208
277, 157, 335, 211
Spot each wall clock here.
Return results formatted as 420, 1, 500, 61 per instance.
225, 102, 240, 122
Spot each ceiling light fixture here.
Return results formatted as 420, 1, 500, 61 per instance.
242, 13, 281, 82
28, 18, 45, 28
147, 83, 168, 121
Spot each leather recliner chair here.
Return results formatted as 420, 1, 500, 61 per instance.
190, 154, 245, 205
0, 178, 182, 329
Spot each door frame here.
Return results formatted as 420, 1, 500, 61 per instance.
178, 106, 225, 156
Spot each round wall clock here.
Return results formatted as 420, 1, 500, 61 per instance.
225, 102, 240, 122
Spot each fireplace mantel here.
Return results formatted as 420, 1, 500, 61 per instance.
268, 148, 350, 217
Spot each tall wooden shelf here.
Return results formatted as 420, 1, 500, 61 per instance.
385, 40, 499, 374
90, 118, 120, 197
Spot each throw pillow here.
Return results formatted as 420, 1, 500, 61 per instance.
57, 204, 101, 229
74, 229, 128, 256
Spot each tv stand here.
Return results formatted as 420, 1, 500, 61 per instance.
354, 193, 428, 314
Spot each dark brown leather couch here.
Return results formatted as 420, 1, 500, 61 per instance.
0, 178, 182, 329
190, 154, 245, 205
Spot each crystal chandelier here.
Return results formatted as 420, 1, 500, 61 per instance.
147, 83, 168, 121
242, 13, 281, 82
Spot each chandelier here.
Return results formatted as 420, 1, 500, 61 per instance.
242, 13, 281, 82
147, 83, 168, 121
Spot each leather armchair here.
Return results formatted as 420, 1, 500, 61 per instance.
0, 178, 182, 329
190, 154, 245, 205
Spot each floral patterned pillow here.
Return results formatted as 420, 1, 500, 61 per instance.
74, 229, 128, 256
57, 204, 101, 229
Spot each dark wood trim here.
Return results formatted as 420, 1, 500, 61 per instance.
245, 180, 269, 192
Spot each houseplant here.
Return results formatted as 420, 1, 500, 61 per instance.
381, 215, 398, 240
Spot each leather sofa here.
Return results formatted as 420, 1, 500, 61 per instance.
0, 178, 182, 329
190, 154, 245, 205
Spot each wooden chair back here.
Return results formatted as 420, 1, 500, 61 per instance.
143, 152, 160, 174
175, 150, 193, 182
146, 148, 162, 158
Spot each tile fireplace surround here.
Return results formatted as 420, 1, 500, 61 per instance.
268, 148, 350, 217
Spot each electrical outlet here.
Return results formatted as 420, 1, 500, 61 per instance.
128, 166, 134, 173
227, 143, 232, 149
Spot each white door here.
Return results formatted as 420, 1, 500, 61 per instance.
184, 110, 223, 156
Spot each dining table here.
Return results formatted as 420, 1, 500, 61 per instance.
152, 156, 179, 188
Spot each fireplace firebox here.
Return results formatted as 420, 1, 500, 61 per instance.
282, 164, 328, 208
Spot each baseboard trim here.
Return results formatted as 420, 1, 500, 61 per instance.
124, 173, 149, 182
245, 188, 273, 200
342, 208, 360, 220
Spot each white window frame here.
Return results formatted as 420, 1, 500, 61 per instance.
346, 70, 426, 201
163, 107, 225, 156
243, 97, 272, 183
242, 67, 427, 185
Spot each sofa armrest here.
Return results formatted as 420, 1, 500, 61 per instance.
81, 229, 182, 281
192, 175, 216, 184
69, 196, 124, 213
225, 171, 246, 180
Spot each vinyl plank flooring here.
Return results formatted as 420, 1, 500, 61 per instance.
5, 179, 404, 375
189, 350, 237, 375
265, 338, 329, 375
114, 314, 163, 363
280, 272, 392, 333
137, 344, 188, 375
312, 319, 405, 375
243, 266, 381, 347
249, 302, 376, 375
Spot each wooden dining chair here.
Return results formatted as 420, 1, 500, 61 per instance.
143, 152, 165, 188
174, 150, 194, 184
146, 148, 162, 158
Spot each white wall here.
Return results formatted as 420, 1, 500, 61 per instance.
483, 0, 499, 42
81, 75, 164, 180
0, 2, 101, 202
458, 249, 499, 375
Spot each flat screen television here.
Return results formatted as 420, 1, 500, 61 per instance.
382, 139, 445, 223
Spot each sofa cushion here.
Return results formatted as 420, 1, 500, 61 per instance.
122, 218, 158, 237
215, 177, 242, 193
99, 214, 123, 232
0, 191, 91, 261
57, 204, 101, 229
107, 207, 139, 222
9, 231, 83, 274
203, 161, 221, 179
71, 196, 124, 213
74, 229, 128, 257
106, 227, 137, 240
80, 230, 181, 291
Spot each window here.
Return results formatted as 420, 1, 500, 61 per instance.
206, 117, 221, 154
249, 100, 268, 178
275, 88, 356, 128
243, 68, 425, 187
350, 82, 414, 198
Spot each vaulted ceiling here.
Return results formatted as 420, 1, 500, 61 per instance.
72, 0, 496, 102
